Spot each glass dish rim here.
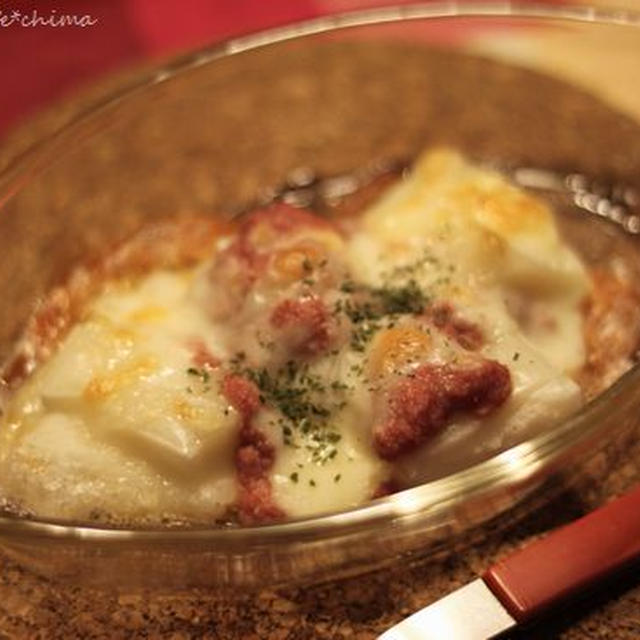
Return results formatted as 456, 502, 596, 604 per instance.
0, 0, 639, 547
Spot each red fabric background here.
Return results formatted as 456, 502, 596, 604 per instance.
0, 0, 337, 139
0, 0, 566, 140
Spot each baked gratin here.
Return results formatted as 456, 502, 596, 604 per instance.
0, 149, 635, 526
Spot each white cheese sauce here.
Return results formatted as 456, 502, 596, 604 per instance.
0, 149, 590, 523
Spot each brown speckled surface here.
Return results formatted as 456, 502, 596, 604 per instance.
0, 450, 638, 639
1, 40, 640, 638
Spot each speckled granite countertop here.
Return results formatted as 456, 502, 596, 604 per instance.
1, 39, 640, 639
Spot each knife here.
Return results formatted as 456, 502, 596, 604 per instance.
379, 484, 640, 639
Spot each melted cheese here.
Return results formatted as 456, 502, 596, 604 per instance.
0, 272, 238, 523
357, 149, 588, 374
352, 149, 588, 481
0, 149, 591, 523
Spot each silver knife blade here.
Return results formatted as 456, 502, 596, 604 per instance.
378, 578, 516, 640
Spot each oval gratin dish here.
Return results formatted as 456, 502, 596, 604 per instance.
0, 2, 640, 590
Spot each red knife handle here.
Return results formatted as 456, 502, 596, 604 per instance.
482, 484, 640, 623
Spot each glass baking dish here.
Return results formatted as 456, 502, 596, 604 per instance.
1, 2, 640, 591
